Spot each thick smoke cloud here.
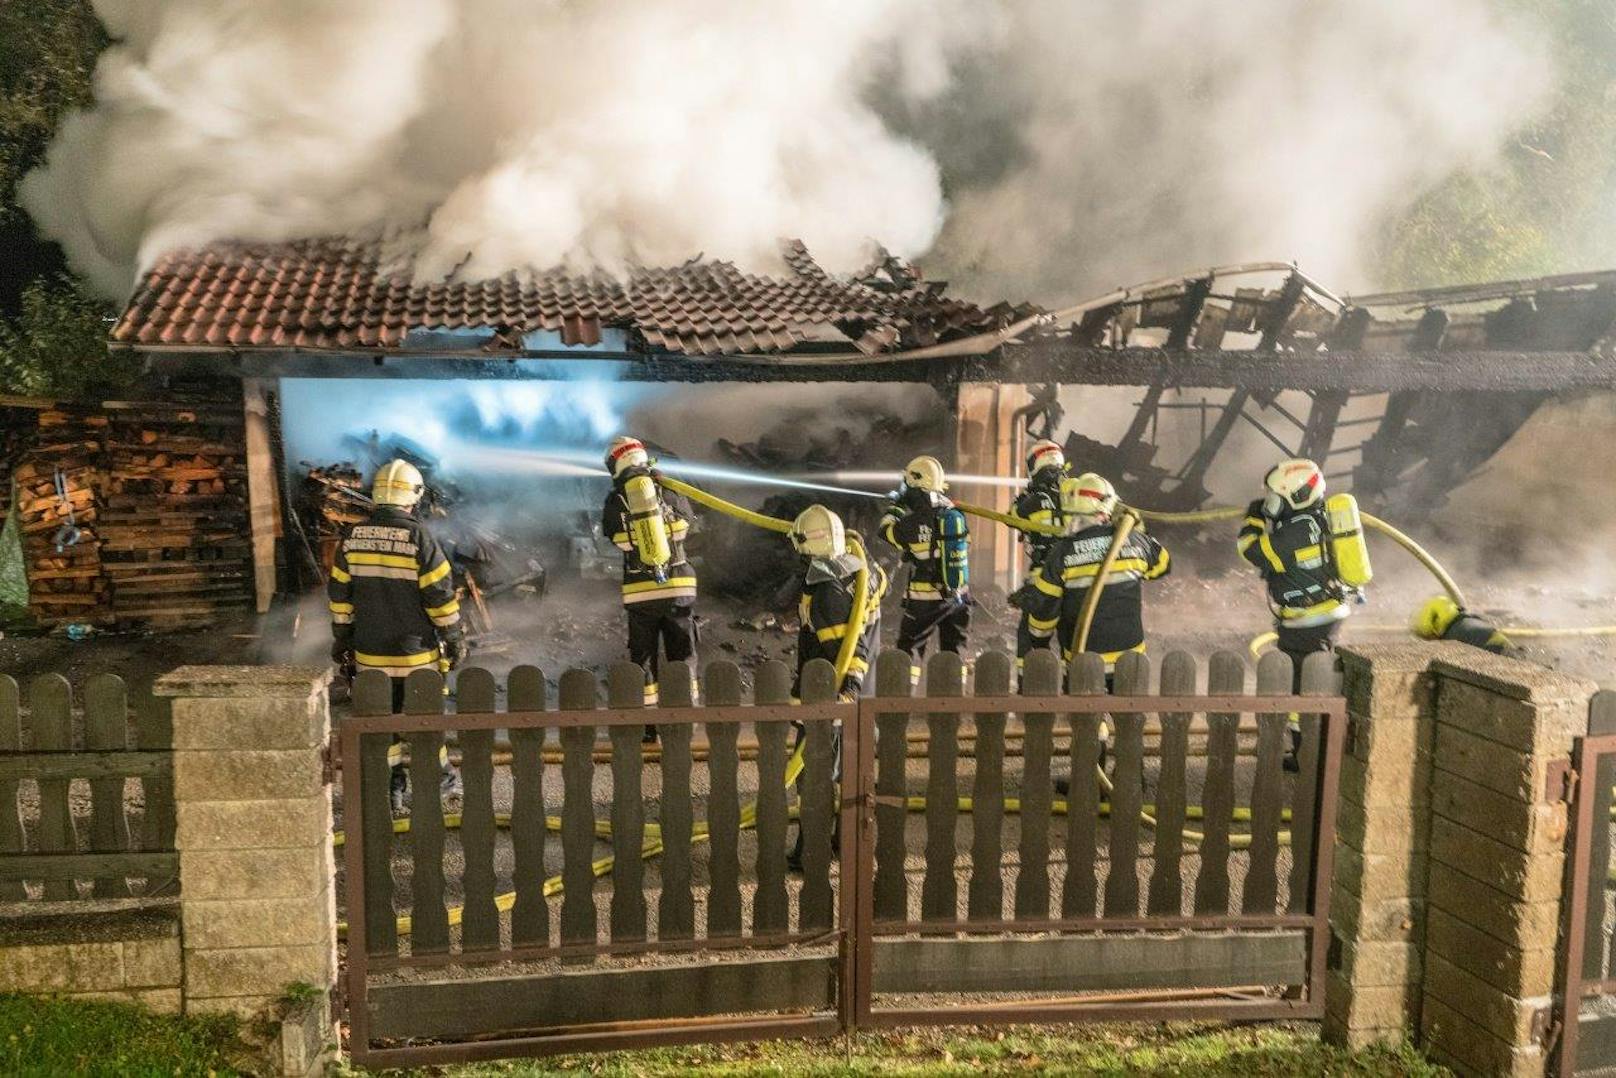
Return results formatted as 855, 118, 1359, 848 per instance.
24, 0, 1549, 303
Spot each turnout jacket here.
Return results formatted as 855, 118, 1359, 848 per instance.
601, 485, 697, 607
1022, 523, 1170, 662
1445, 613, 1510, 655
879, 492, 966, 601
1013, 470, 1064, 566
795, 553, 889, 699
329, 506, 461, 678
1237, 502, 1350, 628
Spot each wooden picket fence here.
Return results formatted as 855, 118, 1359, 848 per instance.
0, 673, 177, 901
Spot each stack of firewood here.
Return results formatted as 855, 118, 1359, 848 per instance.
13, 409, 110, 626
0, 406, 35, 518
98, 403, 252, 627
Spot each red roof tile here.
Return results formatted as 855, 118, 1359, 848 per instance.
111, 235, 1029, 358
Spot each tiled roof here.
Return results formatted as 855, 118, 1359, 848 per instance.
110, 235, 1030, 358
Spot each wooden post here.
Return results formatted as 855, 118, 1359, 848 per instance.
953, 382, 1034, 593
243, 378, 281, 614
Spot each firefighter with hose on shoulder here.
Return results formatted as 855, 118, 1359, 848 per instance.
1411, 595, 1512, 655
601, 436, 699, 743
328, 459, 467, 810
1012, 439, 1068, 679
880, 455, 971, 687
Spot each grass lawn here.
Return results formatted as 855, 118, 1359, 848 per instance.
0, 992, 244, 1077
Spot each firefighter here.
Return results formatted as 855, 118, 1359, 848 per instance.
1012, 438, 1067, 678
600, 436, 698, 743
1411, 595, 1512, 654
879, 455, 971, 686
328, 459, 467, 810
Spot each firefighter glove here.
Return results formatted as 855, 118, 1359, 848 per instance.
441, 631, 470, 670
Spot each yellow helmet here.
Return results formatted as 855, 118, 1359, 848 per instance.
1061, 472, 1118, 526
372, 459, 425, 508
1025, 438, 1065, 477
1411, 595, 1462, 640
790, 504, 846, 558
1263, 458, 1325, 514
903, 455, 947, 494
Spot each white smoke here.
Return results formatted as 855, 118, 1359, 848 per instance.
23, 0, 1550, 302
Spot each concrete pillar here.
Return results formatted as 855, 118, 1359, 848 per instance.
1325, 642, 1444, 1048
1419, 651, 1593, 1077
154, 665, 335, 1024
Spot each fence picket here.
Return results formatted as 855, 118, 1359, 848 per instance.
506, 665, 549, 949
1015, 649, 1059, 920
1288, 652, 1335, 914
83, 674, 131, 898
797, 659, 836, 934
922, 651, 963, 925
1103, 652, 1148, 918
1061, 653, 1105, 918
353, 670, 397, 957
1593, 692, 1616, 983
658, 662, 696, 942
703, 661, 744, 938
607, 662, 648, 944
1147, 652, 1195, 917
405, 669, 450, 955
456, 667, 500, 953
136, 693, 175, 892
752, 661, 791, 934
558, 668, 599, 949
1244, 652, 1289, 914
30, 675, 76, 900
968, 651, 1010, 924
0, 676, 21, 900
1195, 651, 1243, 915
873, 650, 912, 924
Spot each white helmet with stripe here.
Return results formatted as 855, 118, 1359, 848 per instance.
1263, 458, 1325, 515
1061, 473, 1117, 528
372, 459, 425, 508
790, 504, 846, 558
605, 435, 650, 478
1025, 438, 1065, 477
902, 455, 947, 494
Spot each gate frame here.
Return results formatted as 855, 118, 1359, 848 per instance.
1554, 732, 1616, 1076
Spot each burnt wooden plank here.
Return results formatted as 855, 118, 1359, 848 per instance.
83, 674, 132, 898
456, 667, 499, 953
1243, 652, 1289, 915
752, 661, 791, 935
922, 651, 963, 925
369, 954, 837, 1041
1061, 653, 1105, 918
1147, 652, 1194, 917
872, 650, 912, 924
1103, 652, 1148, 918
1014, 650, 1058, 920
353, 670, 397, 957
0, 676, 22, 900
558, 669, 599, 949
797, 659, 837, 934
968, 651, 1010, 923
506, 665, 549, 949
30, 675, 76, 899
607, 662, 648, 944
657, 661, 695, 942
871, 932, 1307, 995
703, 661, 744, 938
1195, 652, 1244, 915
405, 669, 450, 955
1288, 652, 1338, 915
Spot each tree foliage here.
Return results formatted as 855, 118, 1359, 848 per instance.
0, 275, 129, 399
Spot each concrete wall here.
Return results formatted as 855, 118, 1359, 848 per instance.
0, 907, 181, 1012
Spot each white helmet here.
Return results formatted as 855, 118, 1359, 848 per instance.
790, 504, 846, 558
1061, 472, 1118, 527
372, 459, 425, 508
1263, 458, 1325, 515
605, 435, 650, 478
1026, 438, 1065, 477
903, 455, 947, 494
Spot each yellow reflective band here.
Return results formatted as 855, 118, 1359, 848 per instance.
1146, 548, 1171, 578
1236, 534, 1258, 554
329, 565, 351, 583
1257, 534, 1285, 573
424, 599, 460, 619
1029, 614, 1058, 632
1063, 557, 1148, 580
348, 552, 419, 571
328, 601, 354, 614
847, 658, 869, 675
1295, 543, 1322, 561
355, 650, 438, 672
611, 532, 630, 544
1031, 572, 1062, 597
418, 560, 452, 588
816, 624, 849, 643
907, 581, 940, 592
622, 576, 698, 594
1243, 516, 1265, 529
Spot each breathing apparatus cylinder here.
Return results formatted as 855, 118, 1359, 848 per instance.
1325, 492, 1372, 589
621, 467, 672, 583
940, 506, 970, 594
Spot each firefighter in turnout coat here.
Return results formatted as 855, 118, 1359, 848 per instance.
328, 459, 467, 808
790, 504, 887, 702
601, 436, 698, 741
880, 456, 971, 686
1013, 438, 1067, 675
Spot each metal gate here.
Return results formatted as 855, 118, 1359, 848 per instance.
1555, 699, 1616, 1076
338, 647, 1345, 1067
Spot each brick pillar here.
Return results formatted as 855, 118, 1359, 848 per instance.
1419, 651, 1593, 1077
1325, 642, 1444, 1048
154, 666, 335, 1021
